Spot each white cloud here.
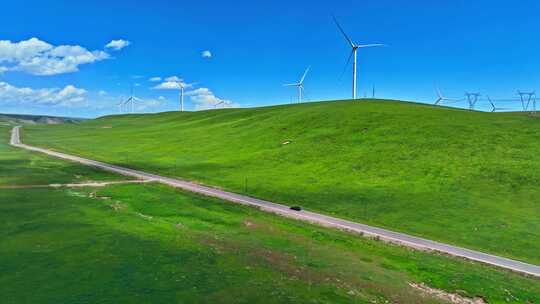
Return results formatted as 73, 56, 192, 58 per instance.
105, 39, 131, 51
165, 76, 181, 82
0, 37, 111, 76
98, 90, 107, 96
134, 97, 163, 112
0, 37, 52, 61
153, 76, 192, 90
134, 83, 141, 87
185, 87, 237, 110
201, 50, 212, 58
0, 81, 87, 107
149, 76, 161, 82
158, 96, 166, 100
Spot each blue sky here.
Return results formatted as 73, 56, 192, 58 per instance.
0, 0, 539, 117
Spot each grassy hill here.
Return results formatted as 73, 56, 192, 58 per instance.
23, 99, 540, 265
0, 113, 84, 126
2, 125, 540, 302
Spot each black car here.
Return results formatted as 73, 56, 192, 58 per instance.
290, 206, 302, 211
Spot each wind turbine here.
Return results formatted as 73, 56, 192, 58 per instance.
173, 80, 197, 111
284, 66, 310, 103
487, 96, 511, 112
434, 87, 461, 105
121, 86, 143, 113
176, 81, 187, 112
214, 100, 231, 109
333, 15, 385, 100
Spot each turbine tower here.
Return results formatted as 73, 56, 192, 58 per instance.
333, 16, 385, 100
176, 81, 186, 112
284, 66, 310, 103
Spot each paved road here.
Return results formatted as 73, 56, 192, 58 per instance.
10, 126, 540, 278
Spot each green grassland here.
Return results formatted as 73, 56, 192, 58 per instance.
1, 125, 540, 302
0, 126, 122, 185
23, 100, 540, 265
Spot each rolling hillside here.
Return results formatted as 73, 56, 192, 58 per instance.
0, 113, 84, 125
24, 99, 540, 264
3, 124, 540, 302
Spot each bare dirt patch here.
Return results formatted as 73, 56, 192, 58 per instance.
0, 180, 149, 190
243, 218, 256, 228
109, 201, 126, 212
409, 282, 486, 304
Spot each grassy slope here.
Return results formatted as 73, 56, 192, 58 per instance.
0, 127, 122, 185
1, 126, 539, 302
23, 100, 540, 266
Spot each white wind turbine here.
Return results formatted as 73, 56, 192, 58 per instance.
333, 16, 385, 100
169, 78, 196, 112
176, 81, 187, 112
121, 87, 143, 113
284, 66, 310, 103
214, 100, 231, 108
434, 87, 462, 105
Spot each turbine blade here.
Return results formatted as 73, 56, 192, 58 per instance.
436, 86, 443, 98
299, 66, 310, 84
332, 15, 355, 47
283, 83, 299, 87
339, 49, 355, 81
122, 97, 132, 105
357, 44, 385, 48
